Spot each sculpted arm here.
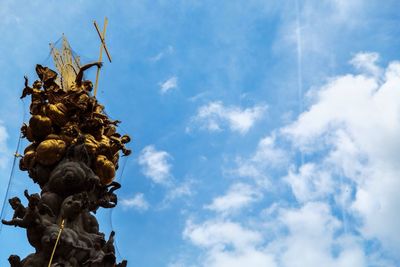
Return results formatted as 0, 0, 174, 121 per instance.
75, 62, 102, 86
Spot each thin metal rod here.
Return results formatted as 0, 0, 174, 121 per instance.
94, 19, 112, 62
47, 219, 65, 267
0, 134, 22, 234
93, 18, 109, 96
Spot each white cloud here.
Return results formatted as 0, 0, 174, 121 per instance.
182, 202, 369, 267
282, 73, 378, 149
162, 179, 196, 207
184, 220, 262, 249
350, 52, 382, 77
191, 101, 267, 135
159, 76, 178, 94
168, 181, 194, 199
284, 163, 334, 203
188, 91, 209, 102
283, 54, 400, 258
175, 52, 400, 266
205, 183, 261, 215
234, 135, 288, 185
183, 219, 276, 267
252, 136, 288, 166
331, 0, 363, 22
270, 202, 367, 267
138, 145, 172, 184
120, 193, 149, 211
203, 248, 277, 267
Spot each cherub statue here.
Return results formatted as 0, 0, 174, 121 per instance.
7, 197, 26, 220
1, 196, 37, 228
20, 76, 41, 99
110, 134, 132, 156
20, 76, 46, 115
1, 190, 53, 228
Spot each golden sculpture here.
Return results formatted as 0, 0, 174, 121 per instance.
4, 20, 129, 266
20, 37, 130, 185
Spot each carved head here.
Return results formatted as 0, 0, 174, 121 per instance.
121, 134, 131, 144
48, 161, 85, 195
8, 197, 21, 210
32, 80, 42, 89
82, 80, 93, 92
61, 195, 84, 220
48, 160, 99, 196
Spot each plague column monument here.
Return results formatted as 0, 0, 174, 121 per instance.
2, 19, 130, 266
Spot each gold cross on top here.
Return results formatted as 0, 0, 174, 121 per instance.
93, 17, 112, 97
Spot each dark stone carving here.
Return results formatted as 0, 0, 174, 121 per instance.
2, 61, 130, 266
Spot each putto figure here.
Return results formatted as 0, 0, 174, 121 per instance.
2, 36, 130, 267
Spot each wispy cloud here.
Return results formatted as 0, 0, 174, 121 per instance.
138, 145, 172, 185
188, 91, 209, 102
349, 52, 382, 77
159, 76, 178, 94
205, 183, 261, 216
120, 193, 149, 211
149, 45, 174, 62
233, 135, 288, 185
164, 179, 195, 203
190, 101, 267, 135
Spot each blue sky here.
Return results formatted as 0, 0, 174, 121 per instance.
0, 1, 400, 266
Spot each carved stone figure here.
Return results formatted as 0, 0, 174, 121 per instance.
7, 197, 26, 220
